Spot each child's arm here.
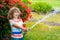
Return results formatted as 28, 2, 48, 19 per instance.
9, 20, 29, 32
13, 24, 29, 32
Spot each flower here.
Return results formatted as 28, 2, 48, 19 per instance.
0, 4, 4, 8
25, 17, 29, 21
19, 2, 25, 8
5, 0, 9, 2
25, 5, 31, 13
17, 0, 25, 8
17, 0, 21, 3
25, 8, 31, 13
9, 0, 16, 6
13, 0, 17, 3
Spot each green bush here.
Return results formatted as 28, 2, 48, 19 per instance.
31, 2, 52, 14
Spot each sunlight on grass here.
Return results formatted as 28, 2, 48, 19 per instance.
24, 22, 60, 40
46, 14, 60, 23
31, 12, 44, 20
24, 13, 60, 40
26, 22, 35, 27
31, 12, 60, 23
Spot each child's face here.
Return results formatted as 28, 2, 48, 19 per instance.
13, 11, 20, 18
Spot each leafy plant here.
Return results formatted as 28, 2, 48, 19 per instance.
31, 2, 52, 14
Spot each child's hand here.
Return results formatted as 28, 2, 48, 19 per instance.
23, 28, 30, 33
27, 28, 30, 31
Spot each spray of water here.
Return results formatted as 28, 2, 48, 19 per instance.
30, 8, 59, 29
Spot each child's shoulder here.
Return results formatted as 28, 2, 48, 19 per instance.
9, 19, 13, 22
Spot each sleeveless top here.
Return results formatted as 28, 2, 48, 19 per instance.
9, 18, 24, 38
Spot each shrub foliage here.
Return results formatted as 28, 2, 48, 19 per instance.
32, 2, 52, 14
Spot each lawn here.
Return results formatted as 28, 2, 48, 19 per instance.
24, 23, 60, 40
24, 0, 60, 40
32, 0, 60, 7
31, 12, 45, 20
30, 12, 60, 23
46, 13, 60, 23
24, 13, 60, 40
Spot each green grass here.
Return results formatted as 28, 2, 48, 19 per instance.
24, 13, 60, 40
32, 0, 60, 7
46, 14, 60, 23
31, 12, 44, 20
24, 0, 60, 39
24, 23, 60, 40
31, 12, 60, 23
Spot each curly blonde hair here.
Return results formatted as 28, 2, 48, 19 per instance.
7, 7, 21, 19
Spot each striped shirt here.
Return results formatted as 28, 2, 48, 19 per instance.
9, 18, 23, 38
